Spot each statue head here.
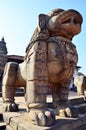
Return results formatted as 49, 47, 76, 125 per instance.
38, 8, 83, 40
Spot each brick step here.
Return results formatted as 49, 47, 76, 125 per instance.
47, 97, 86, 109
69, 97, 85, 106
74, 103, 86, 114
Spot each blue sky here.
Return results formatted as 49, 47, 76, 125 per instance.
0, 0, 86, 74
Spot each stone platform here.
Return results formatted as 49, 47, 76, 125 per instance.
2, 109, 86, 130
0, 92, 86, 130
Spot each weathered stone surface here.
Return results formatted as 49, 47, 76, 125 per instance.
2, 8, 83, 126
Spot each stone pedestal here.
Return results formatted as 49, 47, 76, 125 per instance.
2, 111, 86, 130
0, 97, 86, 130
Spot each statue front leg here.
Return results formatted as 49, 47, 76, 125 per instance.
2, 62, 18, 111
27, 80, 54, 126
26, 42, 55, 126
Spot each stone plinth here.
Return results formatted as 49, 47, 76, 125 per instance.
1, 97, 86, 130
3, 111, 86, 130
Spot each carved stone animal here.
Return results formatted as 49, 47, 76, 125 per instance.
2, 8, 83, 126
74, 73, 86, 99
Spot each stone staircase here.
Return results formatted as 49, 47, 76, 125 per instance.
69, 97, 86, 114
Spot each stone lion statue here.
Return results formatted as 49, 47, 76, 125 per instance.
74, 72, 86, 99
2, 8, 83, 126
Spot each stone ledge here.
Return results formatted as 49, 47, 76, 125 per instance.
1, 97, 86, 130
2, 112, 86, 130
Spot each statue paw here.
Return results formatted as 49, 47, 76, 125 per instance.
59, 106, 78, 118
28, 109, 55, 126
3, 102, 18, 112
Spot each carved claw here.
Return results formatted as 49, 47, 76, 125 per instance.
3, 103, 18, 112
59, 106, 78, 118
28, 109, 55, 126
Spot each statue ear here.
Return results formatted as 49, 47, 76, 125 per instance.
38, 14, 46, 31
